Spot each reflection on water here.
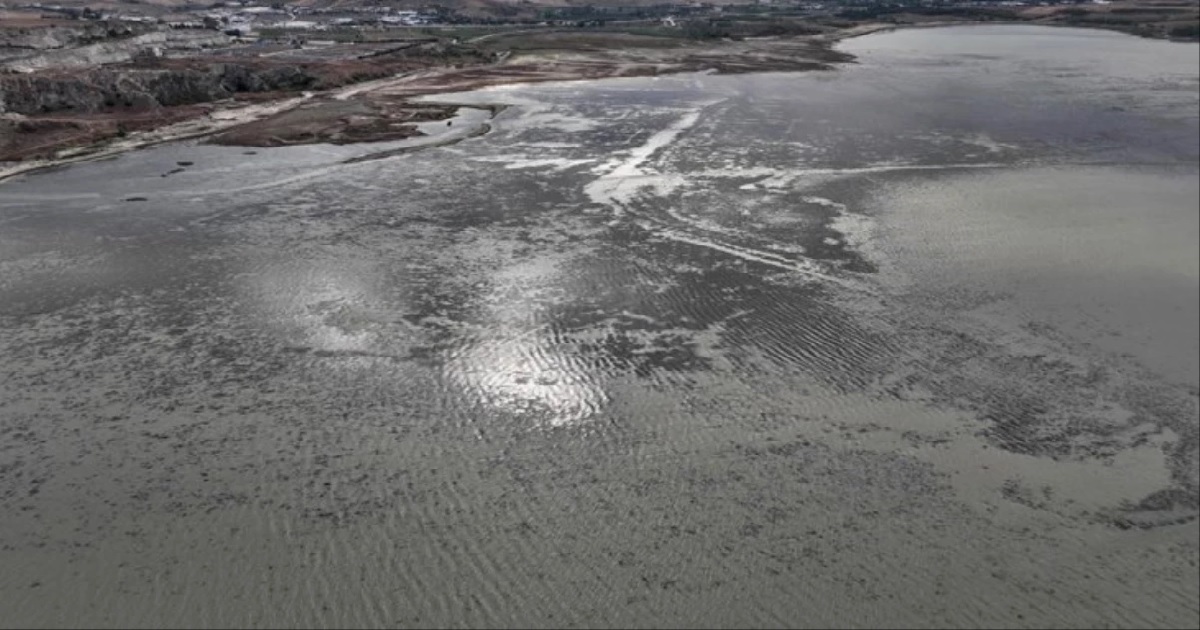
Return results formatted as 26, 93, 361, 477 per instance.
440, 254, 610, 427
446, 335, 608, 427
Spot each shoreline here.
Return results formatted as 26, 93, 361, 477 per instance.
0, 95, 312, 182
831, 18, 1200, 43
0, 25, 867, 183
0, 20, 1191, 183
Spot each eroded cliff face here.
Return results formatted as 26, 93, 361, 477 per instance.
0, 20, 247, 117
0, 63, 321, 115
0, 21, 154, 52
2, 32, 232, 73
0, 54, 346, 161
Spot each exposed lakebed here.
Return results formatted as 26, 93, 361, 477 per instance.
1, 25, 1197, 628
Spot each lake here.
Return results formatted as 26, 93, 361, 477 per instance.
1, 24, 1196, 628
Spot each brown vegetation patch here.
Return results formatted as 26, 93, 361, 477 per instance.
207, 96, 456, 147
0, 105, 208, 161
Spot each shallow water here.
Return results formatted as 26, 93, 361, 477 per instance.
1, 25, 1197, 628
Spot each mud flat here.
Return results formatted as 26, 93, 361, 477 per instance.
0, 24, 1197, 629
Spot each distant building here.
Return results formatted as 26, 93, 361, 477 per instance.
279, 20, 318, 29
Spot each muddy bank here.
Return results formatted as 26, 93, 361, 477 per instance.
207, 97, 460, 147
